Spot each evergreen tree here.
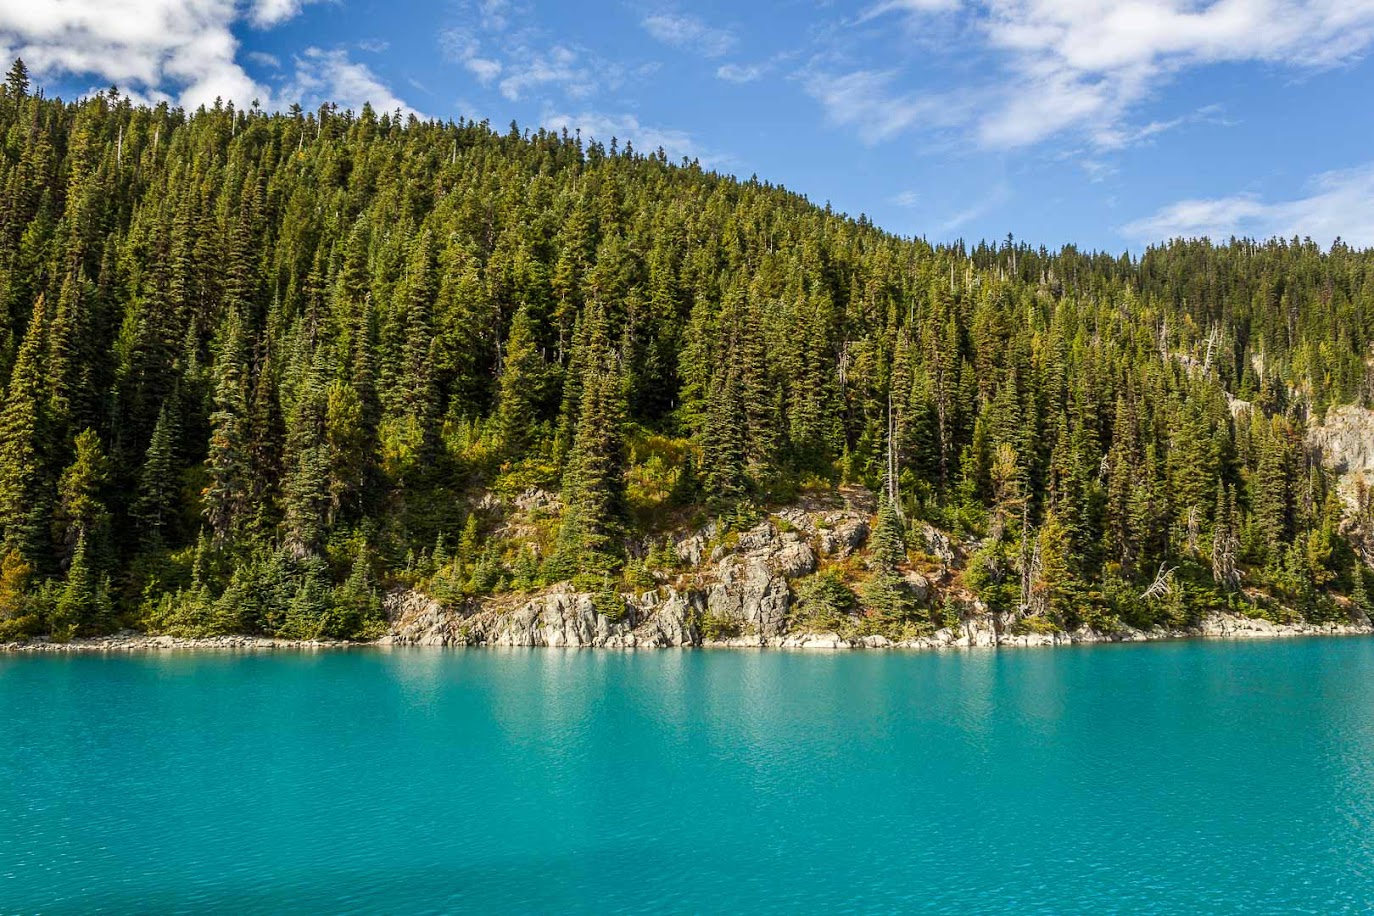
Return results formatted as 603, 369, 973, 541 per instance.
496, 303, 546, 457
204, 307, 251, 543
54, 428, 110, 567
0, 295, 52, 566
552, 304, 627, 579
133, 404, 178, 549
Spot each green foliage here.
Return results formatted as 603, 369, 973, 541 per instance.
0, 67, 1368, 635
696, 610, 743, 642
792, 570, 859, 631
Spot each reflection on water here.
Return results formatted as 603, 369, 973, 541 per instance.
2, 638, 1373, 914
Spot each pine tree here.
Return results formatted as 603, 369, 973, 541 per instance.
701, 363, 747, 511
51, 533, 111, 637
4, 58, 28, 100
133, 404, 177, 549
54, 428, 110, 567
1351, 563, 1371, 617
0, 295, 52, 566
496, 303, 546, 457
863, 493, 914, 621
552, 304, 627, 580
204, 307, 250, 543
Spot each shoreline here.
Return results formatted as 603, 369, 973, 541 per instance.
3, 613, 1370, 653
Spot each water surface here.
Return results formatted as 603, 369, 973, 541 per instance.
3, 639, 1373, 913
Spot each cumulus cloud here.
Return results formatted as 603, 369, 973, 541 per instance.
1121, 163, 1374, 246
0, 0, 265, 108
0, 0, 418, 117
247, 0, 323, 28
641, 13, 736, 58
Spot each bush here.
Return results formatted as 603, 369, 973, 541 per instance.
696, 611, 742, 642
792, 570, 859, 630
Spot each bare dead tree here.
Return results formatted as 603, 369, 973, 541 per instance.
886, 390, 902, 519
1140, 562, 1177, 601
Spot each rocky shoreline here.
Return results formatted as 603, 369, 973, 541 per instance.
3, 611, 1368, 653
0, 633, 355, 653
6, 489, 1373, 655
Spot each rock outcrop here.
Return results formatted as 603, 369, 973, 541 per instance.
371, 486, 1374, 652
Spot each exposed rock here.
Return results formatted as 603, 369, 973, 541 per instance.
674, 533, 707, 567
820, 518, 868, 556
920, 524, 957, 567
1309, 404, 1374, 510
381, 590, 470, 646
513, 487, 559, 513
902, 571, 930, 603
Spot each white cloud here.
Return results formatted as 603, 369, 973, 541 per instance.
859, 0, 961, 21
641, 13, 736, 58
0, 0, 417, 116
890, 190, 921, 207
441, 29, 503, 85
247, 0, 322, 28
286, 48, 426, 118
542, 110, 723, 167
498, 45, 596, 101
839, 0, 1374, 150
1121, 163, 1374, 246
936, 181, 1011, 235
804, 69, 969, 144
716, 62, 763, 83
247, 50, 281, 69
0, 0, 263, 108
476, 0, 515, 32
982, 0, 1374, 148
442, 5, 626, 103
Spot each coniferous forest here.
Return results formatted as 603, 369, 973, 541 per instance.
3, 58, 1374, 642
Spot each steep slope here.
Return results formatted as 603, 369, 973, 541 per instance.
1, 65, 1374, 642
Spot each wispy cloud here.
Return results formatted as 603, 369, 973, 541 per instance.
541, 110, 725, 167
804, 69, 970, 144
890, 190, 921, 207
935, 181, 1012, 235
837, 0, 1374, 151
716, 62, 763, 83
441, 29, 504, 85
1121, 163, 1374, 247
247, 50, 281, 70
442, 3, 631, 102
641, 13, 736, 58
498, 44, 598, 101
287, 47, 426, 118
858, 0, 961, 22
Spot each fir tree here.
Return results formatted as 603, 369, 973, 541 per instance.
0, 295, 52, 566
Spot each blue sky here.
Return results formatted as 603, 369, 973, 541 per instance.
5, 1, 1374, 251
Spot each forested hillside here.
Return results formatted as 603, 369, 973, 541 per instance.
2, 58, 1373, 642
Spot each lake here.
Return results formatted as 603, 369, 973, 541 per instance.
3, 639, 1373, 914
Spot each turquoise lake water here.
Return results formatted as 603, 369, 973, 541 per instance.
3, 639, 1374, 914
